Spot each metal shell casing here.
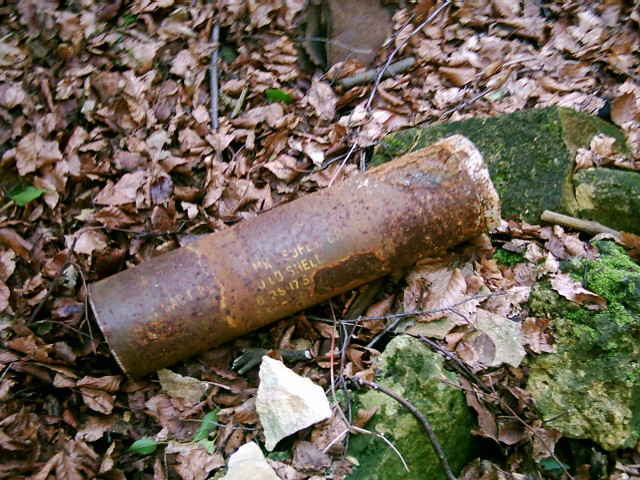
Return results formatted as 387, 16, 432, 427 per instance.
89, 135, 500, 378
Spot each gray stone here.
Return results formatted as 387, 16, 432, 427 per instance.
220, 442, 281, 480
526, 241, 640, 450
256, 356, 332, 451
347, 335, 477, 480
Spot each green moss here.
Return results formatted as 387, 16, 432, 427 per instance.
493, 247, 526, 267
347, 336, 477, 480
526, 241, 640, 450
373, 107, 629, 223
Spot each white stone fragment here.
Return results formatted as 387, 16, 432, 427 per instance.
220, 442, 280, 480
256, 356, 332, 451
475, 309, 527, 367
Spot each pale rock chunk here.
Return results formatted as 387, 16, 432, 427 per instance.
256, 356, 332, 451
220, 442, 280, 480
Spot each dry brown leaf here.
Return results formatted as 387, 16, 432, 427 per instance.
172, 446, 225, 480
80, 387, 115, 415
352, 406, 379, 429
498, 421, 528, 445
521, 317, 554, 354
76, 375, 122, 392
15, 132, 63, 176
94, 171, 147, 205
305, 79, 337, 121
439, 66, 478, 86
0, 281, 9, 311
460, 377, 498, 442
0, 228, 32, 259
0, 82, 26, 108
75, 415, 117, 442
550, 272, 607, 309
158, 368, 207, 404
610, 92, 638, 126
263, 154, 300, 182
293, 440, 332, 472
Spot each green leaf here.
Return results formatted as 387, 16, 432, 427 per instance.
123, 14, 139, 26
127, 438, 160, 455
265, 88, 293, 104
10, 186, 46, 206
198, 438, 217, 454
193, 408, 220, 442
539, 457, 569, 472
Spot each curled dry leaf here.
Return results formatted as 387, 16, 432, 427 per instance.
0, 82, 26, 108
293, 440, 332, 472
305, 79, 337, 121
80, 387, 115, 415
521, 317, 555, 354
439, 66, 478, 86
15, 132, 63, 176
550, 272, 607, 309
0, 228, 32, 259
77, 375, 122, 392
75, 415, 117, 442
157, 368, 208, 404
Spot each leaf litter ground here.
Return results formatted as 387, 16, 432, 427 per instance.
1, 0, 640, 479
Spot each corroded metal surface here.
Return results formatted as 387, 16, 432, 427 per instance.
89, 135, 500, 378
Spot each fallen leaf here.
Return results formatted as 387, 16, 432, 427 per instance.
157, 368, 208, 404
550, 272, 607, 309
0, 228, 32, 259
15, 133, 63, 176
305, 79, 337, 121
81, 387, 115, 414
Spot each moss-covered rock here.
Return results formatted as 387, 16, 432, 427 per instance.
373, 107, 629, 225
574, 167, 640, 234
347, 335, 477, 480
526, 241, 640, 451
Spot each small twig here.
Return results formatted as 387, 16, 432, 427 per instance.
351, 377, 457, 480
73, 263, 96, 351
364, 0, 451, 111
350, 425, 410, 472
448, 379, 574, 480
340, 56, 416, 90
308, 291, 504, 324
328, 141, 358, 187
294, 36, 374, 55
418, 336, 492, 393
230, 87, 248, 119
541, 210, 620, 237
209, 22, 220, 131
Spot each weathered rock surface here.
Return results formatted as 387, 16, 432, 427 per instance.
220, 442, 281, 480
373, 107, 638, 232
347, 335, 477, 480
573, 167, 640, 234
526, 241, 640, 450
256, 356, 332, 451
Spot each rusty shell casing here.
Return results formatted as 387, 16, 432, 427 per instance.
89, 135, 500, 378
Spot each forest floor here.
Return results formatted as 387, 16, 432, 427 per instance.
1, 0, 640, 479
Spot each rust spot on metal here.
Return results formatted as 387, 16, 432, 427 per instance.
89, 135, 500, 378
313, 253, 384, 295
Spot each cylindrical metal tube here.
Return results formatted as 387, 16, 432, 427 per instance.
89, 135, 500, 378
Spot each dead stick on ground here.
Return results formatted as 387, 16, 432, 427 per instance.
209, 21, 220, 131
340, 56, 416, 90
351, 377, 457, 480
541, 210, 620, 237
364, 0, 451, 111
